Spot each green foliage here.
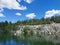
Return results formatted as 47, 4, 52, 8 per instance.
0, 16, 60, 34
38, 27, 42, 31
0, 21, 18, 34
23, 26, 30, 35
50, 16, 60, 23
30, 30, 34, 35
16, 20, 22, 25
21, 16, 60, 25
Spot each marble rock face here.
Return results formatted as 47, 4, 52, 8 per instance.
15, 23, 60, 36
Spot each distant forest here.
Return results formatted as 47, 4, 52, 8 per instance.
0, 16, 60, 34
16, 16, 60, 25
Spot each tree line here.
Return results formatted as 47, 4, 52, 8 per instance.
16, 16, 60, 25
0, 16, 60, 34
0, 21, 18, 34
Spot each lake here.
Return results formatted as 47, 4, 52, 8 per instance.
0, 34, 60, 45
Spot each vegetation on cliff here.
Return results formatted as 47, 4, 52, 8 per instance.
0, 16, 60, 34
16, 16, 60, 25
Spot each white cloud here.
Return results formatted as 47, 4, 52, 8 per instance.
0, 13, 5, 17
16, 13, 21, 16
0, 8, 3, 12
0, 0, 27, 18
44, 9, 60, 18
0, 0, 27, 10
26, 13, 36, 19
24, 0, 33, 4
18, 0, 21, 2
0, 8, 5, 17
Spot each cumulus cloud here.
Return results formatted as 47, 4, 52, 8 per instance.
0, 0, 27, 10
24, 0, 33, 4
26, 13, 36, 19
18, 0, 21, 2
44, 9, 60, 18
16, 13, 21, 16
0, 0, 27, 18
0, 13, 5, 17
0, 8, 5, 17
0, 8, 3, 12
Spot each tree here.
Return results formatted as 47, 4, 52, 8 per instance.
16, 21, 22, 25
23, 26, 30, 35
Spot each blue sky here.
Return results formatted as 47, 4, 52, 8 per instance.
0, 0, 60, 22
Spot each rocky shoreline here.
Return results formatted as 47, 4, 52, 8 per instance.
15, 23, 60, 36
13, 23, 60, 43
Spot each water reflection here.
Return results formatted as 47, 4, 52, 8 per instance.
0, 34, 60, 45
41, 32, 60, 43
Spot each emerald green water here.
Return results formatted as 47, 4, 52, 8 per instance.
0, 34, 60, 45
